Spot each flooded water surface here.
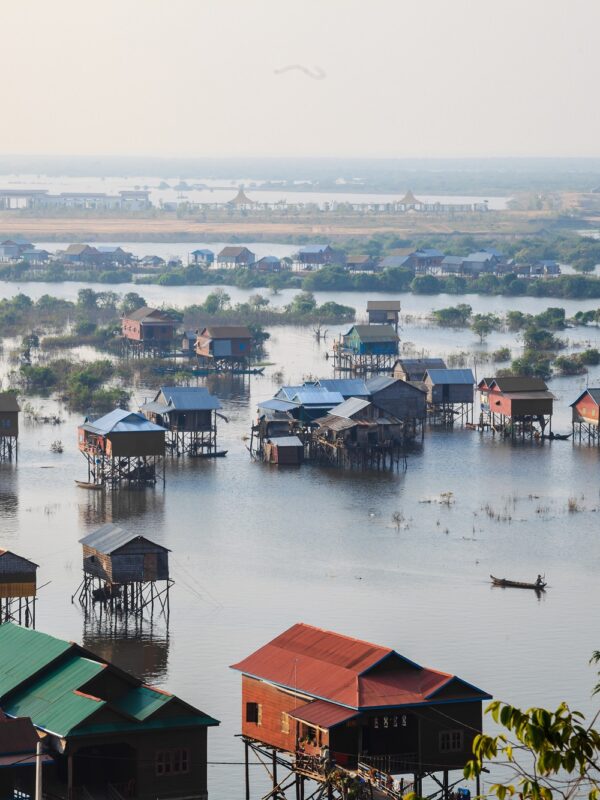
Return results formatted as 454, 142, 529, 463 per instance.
1, 281, 599, 798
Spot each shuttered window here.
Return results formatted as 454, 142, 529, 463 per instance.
439, 730, 463, 752
246, 702, 262, 724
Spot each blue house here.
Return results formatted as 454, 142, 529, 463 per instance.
190, 248, 214, 266
341, 325, 399, 357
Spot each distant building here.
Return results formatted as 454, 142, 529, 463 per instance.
411, 248, 444, 273
423, 368, 475, 405
379, 254, 412, 269
293, 244, 336, 271
345, 254, 379, 272
195, 325, 253, 365
216, 246, 256, 269
366, 300, 401, 329
139, 254, 166, 270
96, 246, 133, 266
255, 255, 282, 273
189, 248, 214, 266
461, 251, 497, 274
0, 239, 33, 261
59, 244, 102, 267
340, 324, 399, 357
393, 357, 447, 382
440, 255, 464, 274
121, 307, 177, 347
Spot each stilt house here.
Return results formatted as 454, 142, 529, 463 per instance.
0, 392, 19, 459
478, 376, 555, 435
424, 369, 475, 405
570, 388, 600, 443
263, 436, 304, 465
195, 325, 253, 366
366, 300, 401, 330
140, 386, 222, 455
393, 358, 447, 382
366, 376, 427, 423
0, 550, 37, 627
0, 623, 218, 800
78, 409, 166, 487
334, 325, 399, 375
121, 307, 177, 347
231, 623, 491, 794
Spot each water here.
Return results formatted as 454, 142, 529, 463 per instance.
1, 285, 599, 799
0, 174, 510, 209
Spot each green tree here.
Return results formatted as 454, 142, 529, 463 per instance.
471, 313, 500, 342
120, 292, 147, 314
77, 289, 98, 309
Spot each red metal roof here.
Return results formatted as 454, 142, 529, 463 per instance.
289, 700, 358, 728
231, 623, 490, 710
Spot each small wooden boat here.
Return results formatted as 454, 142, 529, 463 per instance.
541, 432, 571, 441
194, 450, 228, 459
75, 480, 103, 491
491, 575, 546, 590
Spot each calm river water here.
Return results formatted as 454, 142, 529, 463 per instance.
0, 279, 599, 798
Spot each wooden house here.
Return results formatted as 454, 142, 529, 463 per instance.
216, 246, 255, 269
0, 710, 52, 799
189, 248, 214, 266
0, 550, 37, 627
79, 524, 169, 585
570, 388, 600, 443
424, 369, 474, 405
255, 255, 282, 273
58, 243, 102, 266
275, 386, 344, 422
139, 254, 166, 270
96, 246, 133, 266
195, 325, 253, 367
293, 244, 340, 271
0, 391, 19, 459
366, 300, 401, 329
121, 307, 176, 349
140, 386, 223, 455
263, 436, 304, 465
478, 376, 555, 436
393, 358, 447, 382
335, 325, 399, 375
0, 623, 218, 800
411, 248, 444, 273
366, 375, 427, 434
346, 255, 378, 273
316, 378, 370, 399
231, 623, 491, 795
78, 409, 166, 487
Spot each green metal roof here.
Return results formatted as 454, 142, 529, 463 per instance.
112, 685, 172, 721
70, 713, 220, 737
0, 623, 72, 698
3, 655, 106, 736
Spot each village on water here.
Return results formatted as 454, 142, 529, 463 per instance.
2, 2, 600, 798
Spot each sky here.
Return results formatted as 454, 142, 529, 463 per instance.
1, 0, 599, 159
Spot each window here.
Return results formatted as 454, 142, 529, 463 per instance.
281, 712, 290, 734
155, 748, 190, 776
439, 730, 463, 752
246, 701, 262, 724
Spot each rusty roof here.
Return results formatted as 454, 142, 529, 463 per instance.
124, 306, 174, 323
231, 623, 490, 710
289, 700, 358, 729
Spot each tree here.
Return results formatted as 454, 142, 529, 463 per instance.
77, 288, 98, 309
471, 313, 500, 342
465, 699, 600, 800
287, 291, 317, 315
411, 274, 441, 294
120, 292, 147, 314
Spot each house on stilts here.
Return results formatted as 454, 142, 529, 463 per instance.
0, 391, 19, 460
570, 388, 600, 444
333, 325, 399, 376
78, 409, 166, 488
74, 523, 172, 615
121, 307, 177, 356
231, 623, 491, 800
0, 550, 37, 628
139, 386, 225, 456
195, 325, 253, 372
366, 300, 401, 331
478, 377, 555, 437
423, 369, 475, 425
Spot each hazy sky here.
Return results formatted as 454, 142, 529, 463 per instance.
1, 0, 599, 159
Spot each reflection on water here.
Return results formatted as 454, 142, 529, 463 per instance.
82, 613, 170, 684
1, 298, 600, 799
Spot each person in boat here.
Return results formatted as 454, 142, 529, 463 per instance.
536, 574, 544, 587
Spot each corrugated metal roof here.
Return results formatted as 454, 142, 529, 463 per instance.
4, 655, 106, 736
0, 624, 72, 698
0, 392, 20, 412
379, 255, 410, 268
124, 306, 173, 322
463, 251, 493, 263
317, 379, 370, 397
345, 325, 398, 343
330, 397, 371, 419
500, 391, 556, 401
258, 398, 297, 413
426, 368, 475, 385
395, 358, 447, 380
291, 388, 344, 406
157, 386, 221, 411
289, 700, 358, 729
0, 550, 38, 570
441, 255, 464, 265
231, 623, 491, 710
366, 300, 401, 311
112, 685, 172, 721
314, 414, 358, 432
80, 409, 166, 436
571, 388, 600, 406
276, 385, 303, 401
489, 377, 549, 392
79, 523, 169, 555
199, 325, 252, 339
268, 436, 303, 447
299, 244, 329, 254
366, 376, 397, 393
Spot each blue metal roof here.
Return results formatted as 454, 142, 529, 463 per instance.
80, 408, 166, 435
426, 368, 475, 385
414, 248, 444, 258
441, 255, 463, 265
291, 388, 344, 406
259, 255, 280, 263
380, 255, 410, 268
191, 248, 214, 255
366, 376, 398, 393
276, 385, 304, 401
317, 378, 369, 397
158, 386, 221, 411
